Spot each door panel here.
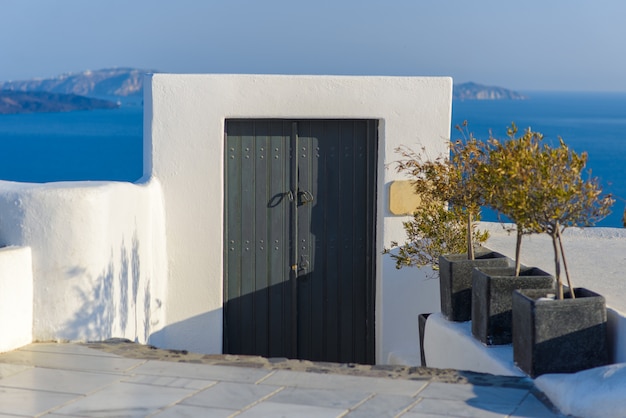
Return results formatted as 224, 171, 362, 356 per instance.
224, 119, 377, 364
224, 120, 294, 357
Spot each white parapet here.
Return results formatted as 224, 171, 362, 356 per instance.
0, 246, 33, 352
424, 312, 524, 376
0, 179, 168, 346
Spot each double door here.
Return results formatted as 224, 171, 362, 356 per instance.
223, 119, 377, 364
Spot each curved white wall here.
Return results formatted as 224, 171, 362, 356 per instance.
0, 179, 167, 344
145, 74, 453, 361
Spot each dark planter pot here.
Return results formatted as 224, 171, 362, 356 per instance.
512, 287, 609, 378
439, 249, 511, 322
471, 266, 554, 345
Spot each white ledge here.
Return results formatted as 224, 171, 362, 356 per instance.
423, 312, 525, 377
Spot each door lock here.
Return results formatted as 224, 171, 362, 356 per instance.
299, 254, 310, 271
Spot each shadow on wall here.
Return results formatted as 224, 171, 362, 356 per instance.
149, 309, 222, 354
62, 230, 162, 343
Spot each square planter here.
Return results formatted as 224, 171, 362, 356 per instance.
512, 287, 608, 377
471, 266, 554, 345
439, 249, 511, 322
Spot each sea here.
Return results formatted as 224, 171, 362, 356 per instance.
0, 92, 625, 227
0, 97, 143, 184
452, 91, 626, 228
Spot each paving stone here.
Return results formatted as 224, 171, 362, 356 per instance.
181, 381, 282, 410
0, 386, 80, 416
262, 370, 428, 396
52, 381, 196, 418
406, 398, 516, 418
417, 381, 528, 406
346, 393, 420, 418
0, 347, 144, 373
153, 404, 235, 418
0, 367, 124, 395
268, 386, 372, 409
237, 401, 346, 417
131, 359, 273, 383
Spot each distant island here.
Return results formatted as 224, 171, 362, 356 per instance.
0, 90, 119, 114
453, 82, 526, 100
0, 68, 152, 98
0, 69, 527, 114
0, 68, 154, 114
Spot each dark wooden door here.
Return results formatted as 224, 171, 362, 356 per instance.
224, 119, 377, 364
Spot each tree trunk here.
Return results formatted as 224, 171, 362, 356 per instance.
551, 229, 563, 300
467, 211, 475, 260
557, 227, 575, 299
514, 228, 523, 276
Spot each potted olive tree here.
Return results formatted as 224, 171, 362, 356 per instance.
391, 125, 510, 321
471, 125, 555, 345
508, 133, 614, 377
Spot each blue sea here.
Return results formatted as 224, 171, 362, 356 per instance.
452, 92, 626, 228
0, 100, 143, 183
0, 92, 625, 227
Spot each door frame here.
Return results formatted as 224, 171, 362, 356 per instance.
223, 118, 378, 363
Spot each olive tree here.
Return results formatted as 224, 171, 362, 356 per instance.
484, 125, 613, 299
529, 137, 613, 299
387, 201, 489, 271
479, 124, 545, 276
393, 124, 490, 262
386, 123, 489, 270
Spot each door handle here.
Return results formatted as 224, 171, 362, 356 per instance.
298, 190, 314, 205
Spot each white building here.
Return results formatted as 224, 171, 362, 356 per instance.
0, 74, 624, 368
0, 74, 450, 364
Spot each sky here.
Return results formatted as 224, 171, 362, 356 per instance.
2, 0, 626, 92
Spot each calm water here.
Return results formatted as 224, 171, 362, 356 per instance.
0, 103, 143, 183
452, 92, 626, 227
0, 92, 624, 226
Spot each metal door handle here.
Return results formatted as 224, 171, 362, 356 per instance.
298, 190, 314, 205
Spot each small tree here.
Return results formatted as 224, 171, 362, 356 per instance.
480, 124, 545, 276
520, 135, 613, 299
394, 123, 489, 260
387, 200, 489, 271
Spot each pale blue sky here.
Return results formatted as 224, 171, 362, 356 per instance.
2, 0, 626, 91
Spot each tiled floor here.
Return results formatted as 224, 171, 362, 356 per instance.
0, 343, 563, 417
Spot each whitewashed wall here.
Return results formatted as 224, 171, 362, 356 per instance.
0, 246, 33, 352
145, 74, 453, 362
0, 179, 167, 346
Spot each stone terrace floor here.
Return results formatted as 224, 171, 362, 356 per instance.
0, 340, 563, 417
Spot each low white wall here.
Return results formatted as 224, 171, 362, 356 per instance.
145, 74, 452, 361
0, 246, 33, 352
382, 253, 440, 365
0, 179, 167, 345
424, 312, 524, 376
